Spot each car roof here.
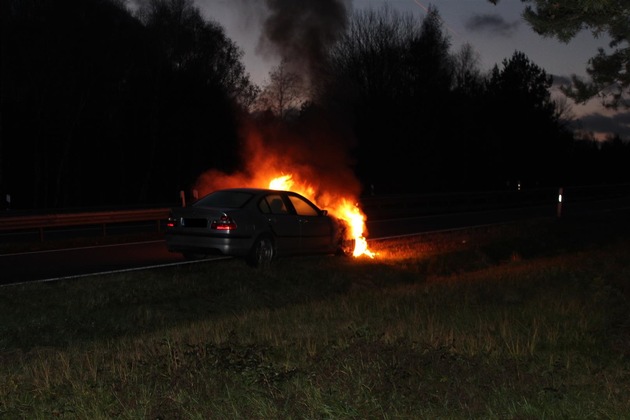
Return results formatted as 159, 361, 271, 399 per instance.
213, 187, 290, 195
197, 188, 324, 210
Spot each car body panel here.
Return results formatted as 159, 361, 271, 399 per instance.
298, 214, 335, 252
260, 193, 301, 252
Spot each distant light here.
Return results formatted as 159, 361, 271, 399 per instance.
557, 187, 564, 218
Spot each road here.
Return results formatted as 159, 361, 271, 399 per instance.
1, 197, 627, 286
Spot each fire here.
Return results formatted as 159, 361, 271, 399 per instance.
269, 174, 375, 258
192, 119, 375, 258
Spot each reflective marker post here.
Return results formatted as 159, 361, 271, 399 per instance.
557, 187, 563, 218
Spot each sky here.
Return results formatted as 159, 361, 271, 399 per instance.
192, 0, 629, 141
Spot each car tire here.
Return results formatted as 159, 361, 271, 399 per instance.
247, 234, 275, 268
334, 221, 354, 257
336, 238, 355, 257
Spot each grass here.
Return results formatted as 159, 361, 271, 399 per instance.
1, 213, 629, 418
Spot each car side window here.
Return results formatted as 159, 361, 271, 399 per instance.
258, 198, 271, 214
266, 194, 289, 214
288, 195, 319, 216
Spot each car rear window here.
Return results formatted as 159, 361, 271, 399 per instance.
194, 191, 253, 208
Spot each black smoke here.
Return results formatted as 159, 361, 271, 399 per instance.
256, 0, 351, 86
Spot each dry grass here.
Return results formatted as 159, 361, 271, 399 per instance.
1, 216, 629, 418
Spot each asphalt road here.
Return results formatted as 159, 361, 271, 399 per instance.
1, 198, 627, 286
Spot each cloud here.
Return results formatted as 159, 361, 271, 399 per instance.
465, 13, 520, 37
549, 75, 630, 140
571, 112, 630, 140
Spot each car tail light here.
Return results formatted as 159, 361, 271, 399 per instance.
211, 214, 237, 231
166, 216, 178, 228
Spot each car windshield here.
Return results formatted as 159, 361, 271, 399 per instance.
194, 191, 253, 208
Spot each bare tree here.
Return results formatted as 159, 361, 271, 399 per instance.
451, 43, 483, 92
552, 93, 575, 125
325, 5, 420, 101
254, 59, 305, 118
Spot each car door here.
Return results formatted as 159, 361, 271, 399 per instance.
286, 193, 334, 253
260, 193, 301, 255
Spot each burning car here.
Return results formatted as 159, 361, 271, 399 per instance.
165, 188, 354, 267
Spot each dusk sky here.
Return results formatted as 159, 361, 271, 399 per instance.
191, 0, 628, 140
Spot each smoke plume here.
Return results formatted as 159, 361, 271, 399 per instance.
193, 0, 364, 208
257, 0, 351, 86
193, 113, 361, 207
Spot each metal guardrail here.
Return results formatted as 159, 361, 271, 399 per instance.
360, 183, 630, 219
1, 184, 628, 242
358, 187, 558, 220
0, 208, 170, 242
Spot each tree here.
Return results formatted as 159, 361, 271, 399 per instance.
2, 0, 255, 209
447, 43, 490, 188
254, 59, 305, 119
135, 0, 258, 201
405, 6, 454, 102
485, 51, 567, 185
451, 43, 483, 94
136, 0, 257, 108
2, 0, 151, 208
320, 5, 457, 192
489, 0, 630, 108
321, 5, 421, 107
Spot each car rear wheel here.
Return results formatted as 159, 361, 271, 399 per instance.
247, 234, 275, 268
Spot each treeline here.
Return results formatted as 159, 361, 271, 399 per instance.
1, 0, 628, 210
1, 0, 254, 209
315, 6, 628, 193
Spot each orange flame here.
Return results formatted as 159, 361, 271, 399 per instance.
193, 120, 374, 259
269, 174, 375, 258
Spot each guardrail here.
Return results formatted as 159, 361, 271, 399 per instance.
1, 184, 628, 243
359, 187, 558, 220
0, 208, 170, 242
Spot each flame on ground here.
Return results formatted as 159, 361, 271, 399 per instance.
269, 174, 375, 258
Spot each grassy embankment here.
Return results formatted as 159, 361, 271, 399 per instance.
1, 213, 629, 418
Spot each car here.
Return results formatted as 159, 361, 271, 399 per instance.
165, 188, 353, 267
